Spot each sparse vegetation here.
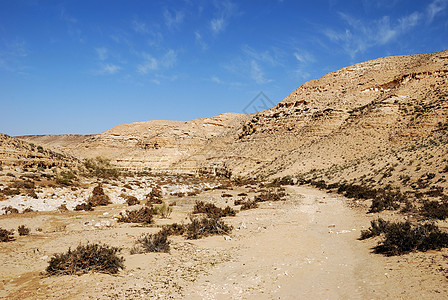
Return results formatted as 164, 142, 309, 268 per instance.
153, 202, 173, 218
145, 186, 163, 205
136, 231, 170, 253
254, 190, 287, 202
88, 184, 111, 207
360, 218, 448, 256
240, 200, 258, 210
18, 225, 30, 236
0, 228, 14, 242
192, 201, 236, 218
46, 243, 124, 275
119, 207, 155, 224
83, 157, 120, 179
55, 171, 76, 186
185, 216, 232, 239
74, 203, 93, 211
420, 199, 448, 220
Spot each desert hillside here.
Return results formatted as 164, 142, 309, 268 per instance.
19, 50, 448, 183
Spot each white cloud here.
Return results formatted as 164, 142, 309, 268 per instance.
242, 45, 281, 66
427, 0, 448, 23
210, 18, 225, 34
324, 9, 426, 58
209, 1, 240, 35
99, 64, 121, 75
195, 31, 208, 50
95, 47, 108, 61
164, 9, 185, 28
250, 60, 271, 84
211, 76, 223, 84
137, 49, 177, 74
132, 19, 149, 34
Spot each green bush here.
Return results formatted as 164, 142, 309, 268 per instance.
46, 243, 124, 275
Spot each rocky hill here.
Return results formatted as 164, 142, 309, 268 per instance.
18, 50, 448, 187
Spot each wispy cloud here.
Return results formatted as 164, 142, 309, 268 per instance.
98, 63, 121, 75
137, 49, 177, 74
325, 0, 447, 58
293, 50, 314, 79
209, 1, 240, 35
427, 0, 448, 23
250, 60, 272, 84
132, 18, 149, 34
95, 47, 108, 61
0, 38, 30, 73
241, 45, 282, 66
164, 9, 185, 29
195, 31, 208, 50
60, 8, 84, 43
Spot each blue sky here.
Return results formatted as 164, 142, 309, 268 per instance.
1, 0, 447, 135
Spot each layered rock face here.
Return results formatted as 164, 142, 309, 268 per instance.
18, 50, 448, 178
0, 133, 78, 170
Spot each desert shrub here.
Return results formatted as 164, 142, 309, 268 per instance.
237, 193, 248, 197
310, 180, 327, 189
153, 202, 173, 218
192, 201, 236, 218
273, 176, 295, 185
26, 189, 38, 199
234, 198, 245, 205
187, 190, 199, 196
88, 185, 111, 207
160, 223, 186, 236
46, 243, 124, 275
145, 186, 163, 205
18, 225, 30, 236
83, 157, 120, 179
374, 222, 448, 256
420, 200, 448, 220
58, 204, 68, 211
119, 207, 154, 224
10, 180, 34, 189
185, 216, 232, 239
74, 203, 93, 211
337, 184, 377, 200
55, 171, 76, 186
125, 195, 140, 206
240, 200, 258, 210
3, 206, 19, 214
1, 187, 20, 196
171, 192, 185, 197
254, 190, 286, 202
359, 218, 391, 240
136, 231, 170, 253
221, 193, 233, 198
23, 207, 34, 213
368, 190, 405, 213
0, 228, 14, 242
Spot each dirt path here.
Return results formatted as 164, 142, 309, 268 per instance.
183, 186, 447, 299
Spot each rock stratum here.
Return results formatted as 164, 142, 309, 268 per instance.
18, 50, 448, 181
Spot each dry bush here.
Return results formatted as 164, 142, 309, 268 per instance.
119, 207, 155, 224
136, 231, 170, 253
74, 203, 93, 211
359, 218, 391, 240
254, 190, 286, 202
240, 200, 258, 210
46, 243, 124, 275
237, 193, 248, 197
26, 189, 38, 199
0, 228, 14, 242
360, 218, 448, 256
3, 206, 19, 214
153, 202, 172, 218
88, 185, 111, 207
192, 201, 236, 218
160, 223, 186, 236
420, 200, 448, 220
18, 225, 30, 236
368, 190, 405, 213
23, 207, 34, 213
58, 204, 68, 211
185, 216, 232, 239
187, 190, 199, 196
120, 194, 139, 206
145, 186, 163, 205
221, 193, 233, 198
55, 171, 76, 186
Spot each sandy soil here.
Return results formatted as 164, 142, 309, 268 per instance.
1, 186, 448, 299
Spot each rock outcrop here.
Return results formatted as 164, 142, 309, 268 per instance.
18, 50, 448, 180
